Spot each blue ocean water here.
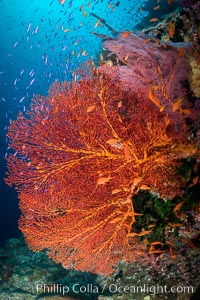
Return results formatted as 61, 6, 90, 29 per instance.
0, 0, 179, 245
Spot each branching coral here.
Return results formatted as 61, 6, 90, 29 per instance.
5, 34, 199, 275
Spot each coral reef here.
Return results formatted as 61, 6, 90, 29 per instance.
0, 237, 199, 300
5, 33, 199, 276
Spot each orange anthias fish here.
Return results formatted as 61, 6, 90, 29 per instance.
111, 188, 122, 195
169, 247, 176, 259
144, 38, 151, 44
171, 97, 183, 112
148, 87, 164, 112
106, 138, 123, 149
124, 54, 129, 62
178, 47, 185, 57
168, 21, 175, 38
86, 105, 96, 113
153, 5, 160, 10
188, 176, 199, 187
121, 31, 131, 39
123, 141, 132, 162
149, 241, 166, 254
168, 222, 182, 227
59, 0, 66, 4
150, 18, 159, 23
97, 176, 111, 185
173, 201, 184, 213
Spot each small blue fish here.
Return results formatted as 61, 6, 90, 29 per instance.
13, 42, 18, 48
19, 96, 25, 102
30, 78, 36, 85
35, 26, 39, 34
26, 22, 32, 32
20, 69, 24, 75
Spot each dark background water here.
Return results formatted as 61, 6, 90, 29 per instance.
0, 0, 179, 246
